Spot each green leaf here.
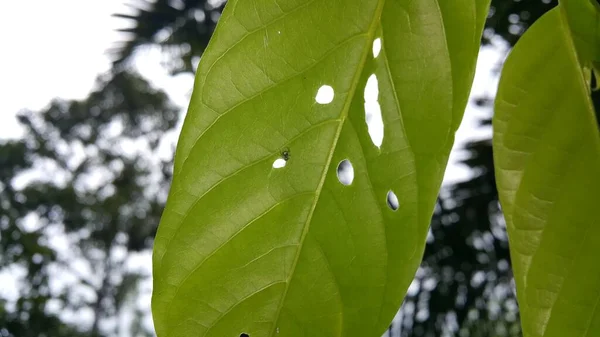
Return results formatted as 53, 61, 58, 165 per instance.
494, 5, 600, 337
153, 1, 489, 336
559, 0, 600, 63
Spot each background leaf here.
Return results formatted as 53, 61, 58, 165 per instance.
153, 1, 489, 336
494, 5, 600, 337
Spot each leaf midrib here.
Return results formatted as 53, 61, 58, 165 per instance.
266, 1, 388, 336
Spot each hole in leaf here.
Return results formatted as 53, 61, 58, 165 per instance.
372, 38, 382, 58
336, 159, 354, 185
315, 85, 334, 104
364, 74, 384, 148
386, 190, 399, 211
272, 158, 287, 169
240, 334, 249, 337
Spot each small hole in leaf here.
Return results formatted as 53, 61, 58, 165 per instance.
372, 38, 382, 58
315, 85, 334, 104
240, 334, 249, 337
272, 158, 287, 169
336, 159, 354, 185
386, 190, 399, 211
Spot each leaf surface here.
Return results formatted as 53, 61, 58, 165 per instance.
153, 1, 489, 336
494, 4, 600, 337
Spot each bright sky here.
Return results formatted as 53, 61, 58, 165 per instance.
0, 0, 193, 139
1, 1, 122, 123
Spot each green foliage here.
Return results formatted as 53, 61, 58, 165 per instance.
111, 0, 226, 74
494, 2, 600, 336
152, 0, 489, 336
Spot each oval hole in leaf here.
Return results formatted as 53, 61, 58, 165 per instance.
240, 334, 249, 337
336, 159, 354, 185
315, 85, 334, 104
272, 158, 287, 169
364, 74, 384, 148
372, 38, 382, 58
386, 190, 399, 211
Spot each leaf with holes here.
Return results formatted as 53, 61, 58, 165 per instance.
153, 1, 490, 336
494, 3, 600, 336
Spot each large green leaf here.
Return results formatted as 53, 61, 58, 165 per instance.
494, 3, 600, 337
153, 1, 489, 336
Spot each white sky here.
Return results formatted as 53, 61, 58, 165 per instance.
0, 1, 123, 123
0, 0, 193, 139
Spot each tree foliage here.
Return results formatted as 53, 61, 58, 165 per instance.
0, 72, 177, 337
111, 0, 226, 74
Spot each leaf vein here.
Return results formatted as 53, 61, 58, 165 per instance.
166, 192, 313, 323
179, 33, 366, 169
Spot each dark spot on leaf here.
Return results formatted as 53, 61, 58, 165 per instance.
240, 334, 249, 337
281, 147, 290, 161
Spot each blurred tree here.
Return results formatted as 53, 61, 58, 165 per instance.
111, 0, 226, 74
0, 0, 569, 336
0, 71, 178, 337
397, 136, 520, 337
484, 0, 557, 47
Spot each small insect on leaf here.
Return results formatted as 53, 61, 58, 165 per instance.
281, 147, 291, 161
